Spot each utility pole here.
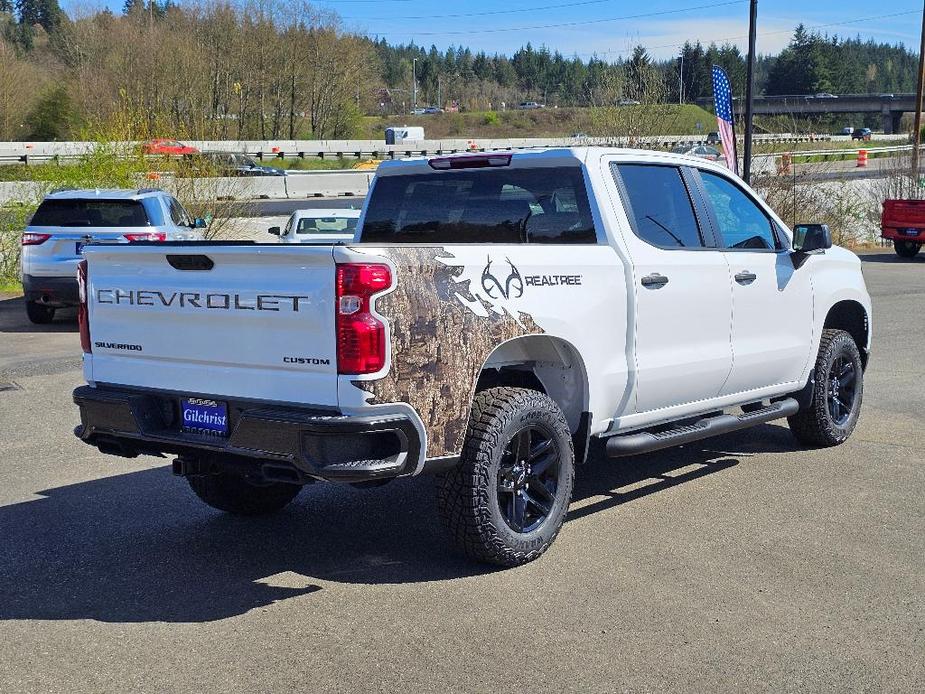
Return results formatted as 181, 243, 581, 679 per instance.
912, 6, 925, 175
679, 53, 684, 105
742, 0, 758, 184
412, 58, 418, 112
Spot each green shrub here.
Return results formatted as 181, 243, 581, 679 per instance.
0, 205, 34, 284
482, 111, 500, 126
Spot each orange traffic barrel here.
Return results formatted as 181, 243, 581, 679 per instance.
777, 153, 792, 175
856, 149, 868, 167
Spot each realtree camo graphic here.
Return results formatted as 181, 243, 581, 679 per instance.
353, 247, 544, 458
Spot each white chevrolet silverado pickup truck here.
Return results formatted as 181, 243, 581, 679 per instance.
73, 148, 872, 566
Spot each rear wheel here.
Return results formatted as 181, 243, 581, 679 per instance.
437, 387, 575, 567
788, 329, 863, 447
25, 301, 55, 324
187, 471, 301, 516
893, 239, 921, 258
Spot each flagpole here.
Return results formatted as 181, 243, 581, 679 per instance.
743, 0, 758, 184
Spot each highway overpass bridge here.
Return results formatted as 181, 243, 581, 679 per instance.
696, 93, 918, 133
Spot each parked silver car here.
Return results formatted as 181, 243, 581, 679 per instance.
268, 208, 360, 244
670, 144, 722, 162
20, 189, 204, 323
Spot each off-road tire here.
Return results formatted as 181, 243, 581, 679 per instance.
893, 239, 921, 258
25, 301, 55, 324
187, 472, 301, 515
788, 329, 864, 447
437, 387, 575, 567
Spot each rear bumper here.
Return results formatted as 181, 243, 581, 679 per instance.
22, 274, 79, 305
881, 226, 924, 242
73, 385, 425, 483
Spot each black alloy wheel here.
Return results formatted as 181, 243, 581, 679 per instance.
826, 355, 858, 427
497, 425, 560, 534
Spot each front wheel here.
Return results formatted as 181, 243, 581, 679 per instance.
788, 329, 864, 447
893, 239, 921, 258
187, 471, 301, 515
437, 387, 575, 567
25, 301, 55, 324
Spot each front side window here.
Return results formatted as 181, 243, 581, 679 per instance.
614, 163, 705, 248
700, 171, 778, 250
360, 165, 597, 244
167, 197, 192, 227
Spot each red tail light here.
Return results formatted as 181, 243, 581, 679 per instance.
123, 232, 166, 242
22, 232, 51, 246
77, 259, 91, 354
336, 263, 392, 374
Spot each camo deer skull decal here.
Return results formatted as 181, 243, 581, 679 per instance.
481, 256, 524, 300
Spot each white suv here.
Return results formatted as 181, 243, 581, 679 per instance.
21, 189, 204, 323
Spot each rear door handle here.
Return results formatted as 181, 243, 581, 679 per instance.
641, 273, 669, 288
734, 271, 757, 284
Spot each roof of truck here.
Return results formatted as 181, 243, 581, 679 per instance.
376, 146, 730, 176
42, 188, 166, 201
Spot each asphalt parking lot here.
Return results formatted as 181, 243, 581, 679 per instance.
0, 251, 922, 693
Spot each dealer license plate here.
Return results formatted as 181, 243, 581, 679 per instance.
180, 398, 229, 437
903, 228, 920, 237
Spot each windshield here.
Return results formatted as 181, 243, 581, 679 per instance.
30, 199, 150, 227
296, 216, 358, 234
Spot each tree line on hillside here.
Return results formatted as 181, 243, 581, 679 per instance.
0, 0, 920, 141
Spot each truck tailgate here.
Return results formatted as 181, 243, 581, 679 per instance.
83, 244, 339, 407
883, 199, 925, 226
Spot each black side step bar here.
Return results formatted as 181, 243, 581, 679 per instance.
604, 398, 799, 458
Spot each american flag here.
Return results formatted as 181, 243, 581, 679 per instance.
711, 65, 738, 175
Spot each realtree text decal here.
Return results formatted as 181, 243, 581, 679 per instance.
481, 257, 582, 298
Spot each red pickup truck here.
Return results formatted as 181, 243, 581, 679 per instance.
882, 199, 924, 258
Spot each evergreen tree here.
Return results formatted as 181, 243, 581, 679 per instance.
16, 0, 62, 32
24, 85, 75, 140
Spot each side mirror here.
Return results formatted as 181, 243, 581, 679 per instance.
267, 226, 281, 236
791, 223, 832, 268
793, 223, 832, 253
193, 217, 207, 229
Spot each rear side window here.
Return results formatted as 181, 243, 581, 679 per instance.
30, 199, 150, 227
360, 166, 597, 244
613, 164, 704, 248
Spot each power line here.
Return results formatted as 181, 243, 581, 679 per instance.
343, 0, 642, 22
570, 8, 923, 58
360, 0, 747, 37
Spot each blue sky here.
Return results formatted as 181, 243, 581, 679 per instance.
76, 1, 923, 60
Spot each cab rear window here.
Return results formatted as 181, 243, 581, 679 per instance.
360, 166, 597, 244
30, 199, 150, 227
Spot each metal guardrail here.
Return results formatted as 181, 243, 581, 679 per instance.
0, 134, 853, 165
751, 143, 917, 159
